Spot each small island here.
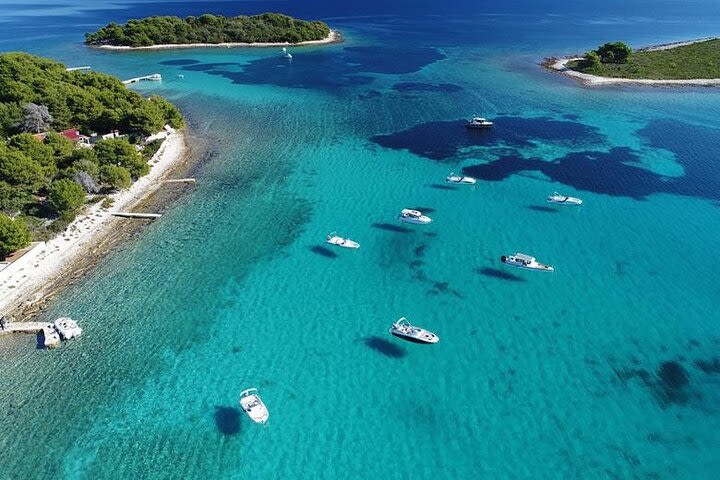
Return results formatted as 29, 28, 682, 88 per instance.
85, 13, 335, 50
545, 38, 720, 86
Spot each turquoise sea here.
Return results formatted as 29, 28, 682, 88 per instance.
1, 1, 720, 478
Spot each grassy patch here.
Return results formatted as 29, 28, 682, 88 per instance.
568, 39, 720, 79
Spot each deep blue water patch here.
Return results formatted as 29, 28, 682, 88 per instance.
392, 82, 463, 93
174, 46, 445, 90
309, 245, 338, 258
364, 336, 406, 358
372, 222, 413, 234
370, 117, 604, 161
476, 267, 525, 282
460, 120, 720, 201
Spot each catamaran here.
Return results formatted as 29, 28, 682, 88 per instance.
239, 388, 269, 424
389, 317, 439, 344
326, 232, 360, 249
547, 192, 582, 205
398, 209, 432, 224
446, 173, 477, 184
500, 253, 554, 272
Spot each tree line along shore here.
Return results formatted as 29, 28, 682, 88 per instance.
0, 53, 184, 258
552, 38, 720, 81
85, 13, 331, 47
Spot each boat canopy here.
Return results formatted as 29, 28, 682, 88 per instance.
401, 209, 422, 217
515, 253, 535, 262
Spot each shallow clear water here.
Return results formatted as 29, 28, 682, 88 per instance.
2, 1, 720, 479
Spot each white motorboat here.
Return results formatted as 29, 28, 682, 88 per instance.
239, 388, 269, 424
326, 232, 360, 249
466, 116, 493, 129
53, 317, 82, 340
282, 47, 292, 59
446, 173, 477, 184
547, 191, 582, 205
500, 253, 554, 272
398, 208, 432, 225
389, 317, 439, 344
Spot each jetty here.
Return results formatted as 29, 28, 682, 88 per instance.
122, 73, 162, 85
0, 320, 67, 349
66, 66, 91, 71
112, 212, 162, 219
162, 178, 196, 184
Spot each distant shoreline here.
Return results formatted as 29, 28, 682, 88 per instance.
0, 130, 188, 318
89, 30, 340, 51
543, 37, 720, 87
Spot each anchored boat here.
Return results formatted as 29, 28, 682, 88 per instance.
466, 117, 493, 129
326, 232, 360, 249
547, 192, 582, 205
282, 47, 292, 59
446, 173, 477, 184
389, 317, 439, 344
239, 388, 269, 424
398, 209, 432, 225
501, 253, 554, 272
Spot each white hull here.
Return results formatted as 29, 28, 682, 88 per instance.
240, 388, 269, 424
398, 216, 432, 225
53, 317, 82, 340
326, 235, 360, 249
501, 254, 554, 272
547, 194, 582, 205
446, 175, 476, 185
389, 318, 439, 344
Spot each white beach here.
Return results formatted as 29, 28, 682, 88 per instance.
93, 30, 339, 51
0, 130, 187, 315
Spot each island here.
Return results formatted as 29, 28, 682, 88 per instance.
0, 53, 186, 313
85, 13, 335, 49
544, 38, 720, 86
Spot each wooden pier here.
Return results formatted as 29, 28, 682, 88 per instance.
112, 212, 162, 219
0, 322, 60, 348
122, 73, 162, 85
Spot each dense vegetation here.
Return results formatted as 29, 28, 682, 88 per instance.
0, 53, 184, 257
85, 13, 331, 47
568, 39, 720, 79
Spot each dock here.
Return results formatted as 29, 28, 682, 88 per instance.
112, 212, 162, 219
0, 322, 61, 348
66, 66, 91, 72
122, 73, 162, 85
162, 178, 196, 184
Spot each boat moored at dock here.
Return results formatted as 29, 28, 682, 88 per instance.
501, 253, 554, 272
547, 192, 582, 205
398, 209, 432, 225
389, 317, 439, 344
239, 388, 269, 424
54, 317, 82, 340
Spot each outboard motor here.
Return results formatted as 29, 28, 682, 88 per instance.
500, 255, 507, 262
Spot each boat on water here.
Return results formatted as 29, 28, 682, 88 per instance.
547, 191, 582, 205
326, 232, 360, 249
500, 253, 554, 272
446, 173, 476, 184
282, 47, 292, 59
389, 317, 439, 344
398, 208, 432, 225
53, 317, 82, 340
239, 388, 269, 424
466, 117, 493, 129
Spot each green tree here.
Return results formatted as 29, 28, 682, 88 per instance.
48, 178, 86, 219
7, 133, 57, 177
582, 51, 602, 70
0, 213, 31, 257
595, 42, 632, 64
0, 146, 44, 192
94, 138, 148, 178
99, 164, 132, 190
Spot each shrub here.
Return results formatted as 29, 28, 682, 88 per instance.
0, 213, 31, 257
48, 178, 86, 219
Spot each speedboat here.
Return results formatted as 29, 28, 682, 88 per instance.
389, 317, 439, 344
239, 388, 269, 424
398, 209, 432, 225
282, 47, 292, 59
446, 173, 477, 185
466, 117, 493, 129
547, 191, 582, 205
326, 232, 360, 249
500, 253, 554, 272
53, 317, 82, 340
